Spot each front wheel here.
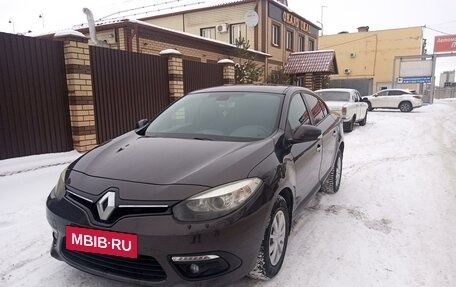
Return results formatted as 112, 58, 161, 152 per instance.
367, 101, 373, 111
249, 196, 290, 280
321, 150, 343, 193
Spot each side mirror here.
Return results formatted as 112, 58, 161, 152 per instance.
135, 118, 149, 129
289, 125, 322, 144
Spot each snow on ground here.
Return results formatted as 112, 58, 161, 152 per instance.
1, 100, 455, 287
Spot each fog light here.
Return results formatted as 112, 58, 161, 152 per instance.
189, 264, 200, 274
170, 254, 229, 279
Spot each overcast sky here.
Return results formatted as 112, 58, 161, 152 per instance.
1, 0, 455, 77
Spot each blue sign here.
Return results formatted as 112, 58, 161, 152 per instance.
397, 76, 432, 84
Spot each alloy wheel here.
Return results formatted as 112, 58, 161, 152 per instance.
335, 154, 342, 188
269, 210, 286, 266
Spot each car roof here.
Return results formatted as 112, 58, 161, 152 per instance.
189, 85, 311, 95
379, 89, 414, 92
315, 88, 357, 93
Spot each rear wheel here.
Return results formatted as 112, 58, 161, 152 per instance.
321, 150, 343, 194
249, 196, 290, 280
359, 112, 367, 126
343, 118, 354, 133
399, 101, 413, 112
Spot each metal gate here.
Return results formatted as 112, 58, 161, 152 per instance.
90, 47, 169, 143
183, 60, 224, 94
0, 32, 72, 160
330, 78, 373, 96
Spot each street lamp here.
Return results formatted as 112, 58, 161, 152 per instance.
39, 13, 44, 29
8, 19, 15, 34
317, 21, 323, 36
320, 5, 327, 36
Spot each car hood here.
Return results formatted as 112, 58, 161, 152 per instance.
70, 131, 274, 187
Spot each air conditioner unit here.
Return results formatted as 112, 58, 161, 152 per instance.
349, 52, 356, 58
344, 68, 351, 74
217, 24, 228, 33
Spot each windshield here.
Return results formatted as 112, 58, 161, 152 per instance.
145, 92, 283, 141
316, 91, 351, 101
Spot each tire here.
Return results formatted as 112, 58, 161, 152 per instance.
399, 101, 413, 112
359, 112, 367, 126
367, 101, 373, 111
321, 150, 343, 194
343, 118, 354, 133
249, 196, 290, 280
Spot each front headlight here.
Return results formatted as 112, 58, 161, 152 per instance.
49, 167, 68, 200
173, 178, 263, 222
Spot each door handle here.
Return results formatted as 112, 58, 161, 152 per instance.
332, 130, 337, 137
316, 144, 322, 152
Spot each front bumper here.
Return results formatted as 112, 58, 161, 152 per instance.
46, 188, 273, 287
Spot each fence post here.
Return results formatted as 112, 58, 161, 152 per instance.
54, 31, 97, 152
160, 49, 184, 103
218, 59, 235, 85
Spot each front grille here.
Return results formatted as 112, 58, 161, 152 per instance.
65, 188, 176, 224
62, 239, 167, 281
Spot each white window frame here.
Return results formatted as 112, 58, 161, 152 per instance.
272, 23, 281, 47
201, 27, 216, 40
298, 35, 305, 52
286, 30, 293, 51
230, 23, 245, 44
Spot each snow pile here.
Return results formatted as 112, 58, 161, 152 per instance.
0, 150, 81, 177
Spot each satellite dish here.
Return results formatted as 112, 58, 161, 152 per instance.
244, 10, 259, 27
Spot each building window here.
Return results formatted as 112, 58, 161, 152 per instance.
230, 23, 245, 44
308, 39, 315, 51
298, 35, 305, 52
272, 24, 280, 47
286, 30, 293, 51
200, 27, 216, 39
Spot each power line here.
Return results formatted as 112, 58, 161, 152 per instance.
98, 1, 205, 22
424, 25, 452, 35
98, 0, 198, 21
429, 19, 456, 26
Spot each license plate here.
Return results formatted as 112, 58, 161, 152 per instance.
65, 226, 138, 258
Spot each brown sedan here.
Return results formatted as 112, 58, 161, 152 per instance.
46, 85, 344, 286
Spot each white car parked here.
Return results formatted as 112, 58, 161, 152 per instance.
315, 88, 368, 133
362, 89, 423, 112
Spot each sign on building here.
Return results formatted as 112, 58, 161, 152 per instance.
434, 35, 456, 53
398, 59, 433, 83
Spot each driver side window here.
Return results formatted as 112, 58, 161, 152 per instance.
288, 94, 310, 131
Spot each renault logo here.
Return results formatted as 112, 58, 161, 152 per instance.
97, 191, 116, 220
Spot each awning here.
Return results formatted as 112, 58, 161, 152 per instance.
284, 50, 338, 74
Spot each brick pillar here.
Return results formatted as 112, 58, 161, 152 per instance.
218, 59, 235, 85
160, 49, 184, 103
54, 31, 97, 152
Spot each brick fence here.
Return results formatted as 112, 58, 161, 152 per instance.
56, 32, 235, 153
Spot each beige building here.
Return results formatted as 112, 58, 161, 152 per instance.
139, 0, 320, 75
319, 26, 424, 95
